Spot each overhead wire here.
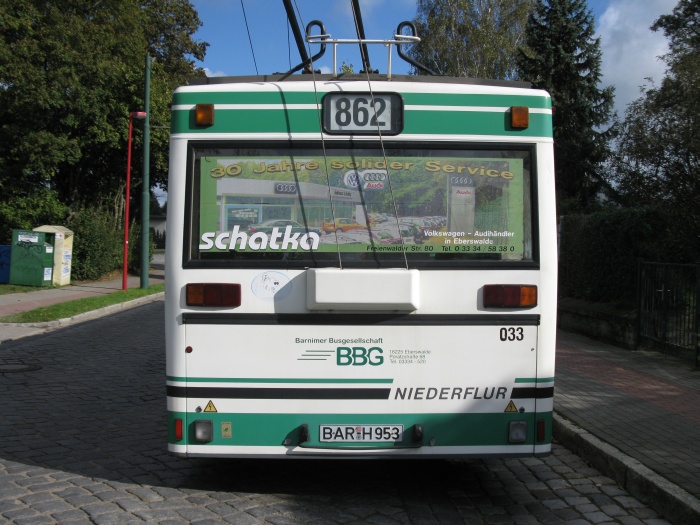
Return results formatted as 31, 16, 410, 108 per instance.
240, 0, 258, 75
350, 0, 409, 270
293, 0, 344, 268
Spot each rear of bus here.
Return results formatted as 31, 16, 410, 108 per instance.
165, 75, 556, 458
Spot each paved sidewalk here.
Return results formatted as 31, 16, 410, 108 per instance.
1, 270, 698, 522
555, 331, 700, 523
0, 256, 164, 342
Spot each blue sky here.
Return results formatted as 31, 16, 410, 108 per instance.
189, 0, 677, 117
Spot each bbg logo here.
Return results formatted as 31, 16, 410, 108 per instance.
336, 347, 384, 366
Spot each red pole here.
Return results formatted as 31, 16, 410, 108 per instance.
123, 117, 134, 290
123, 112, 146, 290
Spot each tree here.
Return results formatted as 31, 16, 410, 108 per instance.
0, 0, 207, 210
607, 0, 700, 259
517, 0, 615, 213
408, 0, 533, 80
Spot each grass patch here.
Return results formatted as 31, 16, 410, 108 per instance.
0, 284, 46, 296
0, 284, 164, 323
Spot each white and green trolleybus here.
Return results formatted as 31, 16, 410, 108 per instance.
165, 20, 556, 458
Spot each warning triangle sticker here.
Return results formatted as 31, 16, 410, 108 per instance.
504, 400, 518, 413
203, 400, 218, 413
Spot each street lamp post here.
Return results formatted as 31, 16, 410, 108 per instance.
123, 111, 147, 290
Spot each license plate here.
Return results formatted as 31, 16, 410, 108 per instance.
320, 424, 404, 443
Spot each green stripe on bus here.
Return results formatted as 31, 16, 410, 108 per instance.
173, 91, 551, 110
168, 411, 553, 447
402, 92, 551, 109
515, 377, 555, 383
167, 376, 394, 384
170, 108, 551, 137
170, 108, 320, 133
173, 91, 319, 106
403, 111, 552, 137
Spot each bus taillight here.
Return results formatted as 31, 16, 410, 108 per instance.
174, 418, 183, 441
483, 285, 537, 308
186, 283, 241, 307
537, 419, 546, 442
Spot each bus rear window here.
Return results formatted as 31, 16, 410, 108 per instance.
186, 144, 535, 268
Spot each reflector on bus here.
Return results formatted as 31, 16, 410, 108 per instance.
195, 103, 214, 126
186, 283, 241, 307
510, 106, 529, 129
483, 284, 537, 308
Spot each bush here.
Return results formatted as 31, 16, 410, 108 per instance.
67, 207, 155, 281
127, 223, 155, 275
0, 190, 69, 245
152, 228, 166, 249
558, 206, 695, 304
68, 207, 122, 281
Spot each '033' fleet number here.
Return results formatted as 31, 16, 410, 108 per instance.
499, 327, 524, 341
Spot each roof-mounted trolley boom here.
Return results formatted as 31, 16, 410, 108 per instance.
282, 0, 435, 78
281, 0, 314, 74
350, 0, 375, 74
303, 21, 435, 79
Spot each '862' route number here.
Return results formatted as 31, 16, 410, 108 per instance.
500, 327, 524, 341
322, 92, 402, 135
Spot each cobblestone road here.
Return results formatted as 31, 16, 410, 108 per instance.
0, 302, 669, 524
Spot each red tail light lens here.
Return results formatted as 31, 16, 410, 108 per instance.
537, 418, 546, 442
186, 283, 241, 307
483, 285, 537, 308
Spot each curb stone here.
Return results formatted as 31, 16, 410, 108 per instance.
0, 292, 164, 332
553, 413, 700, 525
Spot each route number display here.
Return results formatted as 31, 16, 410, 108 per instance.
322, 92, 403, 135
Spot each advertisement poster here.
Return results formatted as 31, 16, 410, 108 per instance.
196, 152, 527, 260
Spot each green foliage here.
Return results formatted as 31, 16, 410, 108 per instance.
65, 205, 154, 281
558, 207, 694, 304
608, 0, 700, 239
409, 0, 532, 79
0, 189, 69, 245
67, 207, 122, 281
0, 0, 207, 207
152, 229, 166, 249
517, 0, 615, 214
128, 223, 155, 276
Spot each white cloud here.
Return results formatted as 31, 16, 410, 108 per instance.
203, 67, 227, 78
597, 0, 676, 116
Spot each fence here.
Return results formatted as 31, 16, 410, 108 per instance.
637, 261, 699, 367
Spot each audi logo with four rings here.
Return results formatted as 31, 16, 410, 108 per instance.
274, 183, 298, 194
362, 172, 387, 182
450, 176, 475, 186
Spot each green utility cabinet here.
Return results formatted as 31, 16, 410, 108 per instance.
9, 229, 55, 287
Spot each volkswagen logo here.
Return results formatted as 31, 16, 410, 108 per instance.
343, 170, 360, 188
